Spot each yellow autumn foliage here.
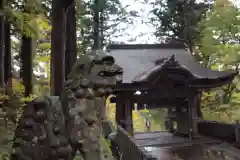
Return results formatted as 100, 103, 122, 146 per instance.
106, 95, 156, 132
12, 78, 25, 93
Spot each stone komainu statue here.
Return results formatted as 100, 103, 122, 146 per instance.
11, 50, 123, 160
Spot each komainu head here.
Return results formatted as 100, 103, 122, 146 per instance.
65, 50, 123, 94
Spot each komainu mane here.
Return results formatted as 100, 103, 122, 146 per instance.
11, 50, 123, 160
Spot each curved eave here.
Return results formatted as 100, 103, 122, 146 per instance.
132, 65, 194, 83
191, 72, 238, 89
180, 63, 238, 80
132, 64, 238, 89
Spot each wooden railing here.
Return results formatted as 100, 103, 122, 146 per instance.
198, 120, 240, 148
115, 126, 156, 160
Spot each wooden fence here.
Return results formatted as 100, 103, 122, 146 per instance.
115, 126, 157, 160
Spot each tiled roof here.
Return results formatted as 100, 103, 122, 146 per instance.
107, 44, 237, 84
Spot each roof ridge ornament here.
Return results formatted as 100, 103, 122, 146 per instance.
161, 54, 179, 68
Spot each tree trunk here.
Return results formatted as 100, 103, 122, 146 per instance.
20, 36, 33, 97
0, 0, 5, 88
182, 1, 194, 54
92, 0, 100, 50
51, 0, 67, 96
65, 2, 77, 79
100, 10, 104, 49
4, 21, 11, 85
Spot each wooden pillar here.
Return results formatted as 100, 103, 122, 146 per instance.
115, 94, 123, 126
196, 91, 203, 118
175, 106, 189, 135
123, 94, 134, 135
235, 120, 240, 146
115, 93, 134, 135
174, 87, 200, 138
187, 88, 200, 139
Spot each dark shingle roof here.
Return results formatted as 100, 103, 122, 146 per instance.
107, 44, 237, 84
